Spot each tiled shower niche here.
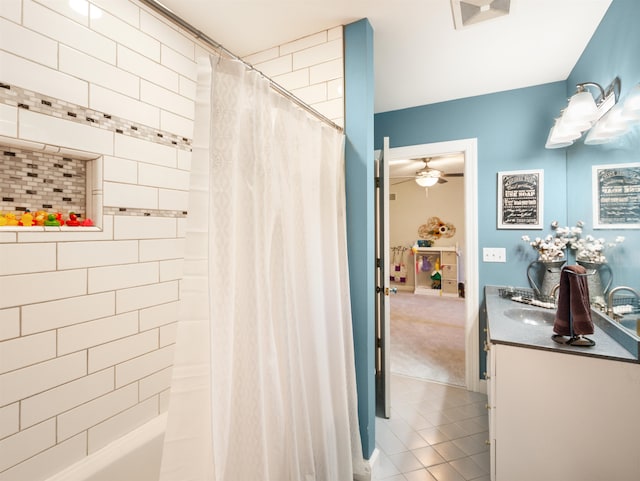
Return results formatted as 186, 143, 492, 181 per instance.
0, 140, 102, 229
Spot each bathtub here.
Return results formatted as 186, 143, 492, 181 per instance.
45, 414, 166, 481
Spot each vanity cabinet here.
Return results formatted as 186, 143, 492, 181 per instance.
413, 246, 459, 296
487, 342, 640, 481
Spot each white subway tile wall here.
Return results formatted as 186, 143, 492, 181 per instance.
245, 25, 345, 127
0, 1, 344, 478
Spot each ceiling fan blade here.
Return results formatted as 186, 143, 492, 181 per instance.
391, 178, 416, 185
437, 177, 448, 184
443, 172, 464, 177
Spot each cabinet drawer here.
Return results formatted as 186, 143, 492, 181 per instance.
442, 251, 457, 264
441, 264, 456, 279
442, 279, 458, 294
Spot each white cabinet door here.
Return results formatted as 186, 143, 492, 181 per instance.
493, 344, 640, 481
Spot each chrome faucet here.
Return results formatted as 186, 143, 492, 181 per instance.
607, 286, 640, 317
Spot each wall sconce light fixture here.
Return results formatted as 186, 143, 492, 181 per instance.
546, 77, 640, 148
546, 77, 619, 148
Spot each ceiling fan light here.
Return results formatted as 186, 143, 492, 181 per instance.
415, 176, 439, 187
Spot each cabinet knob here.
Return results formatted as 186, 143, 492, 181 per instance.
485, 404, 491, 410
485, 440, 491, 446
483, 371, 491, 380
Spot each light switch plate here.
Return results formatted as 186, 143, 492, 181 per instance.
483, 247, 506, 263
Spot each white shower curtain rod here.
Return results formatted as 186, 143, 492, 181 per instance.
139, 0, 344, 132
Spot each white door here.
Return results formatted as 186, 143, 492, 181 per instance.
375, 137, 391, 418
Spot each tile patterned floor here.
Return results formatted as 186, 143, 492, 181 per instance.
373, 374, 490, 481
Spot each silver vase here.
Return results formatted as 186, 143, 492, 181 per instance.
527, 260, 566, 300
576, 260, 612, 306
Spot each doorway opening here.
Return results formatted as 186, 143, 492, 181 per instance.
381, 138, 480, 394
389, 152, 466, 386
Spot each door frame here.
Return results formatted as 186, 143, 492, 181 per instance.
382, 138, 481, 392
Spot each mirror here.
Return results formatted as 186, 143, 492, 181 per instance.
561, 2, 640, 299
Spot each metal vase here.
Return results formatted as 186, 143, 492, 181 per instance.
527, 260, 566, 299
576, 260, 612, 306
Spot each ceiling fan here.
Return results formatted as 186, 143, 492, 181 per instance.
390, 157, 464, 186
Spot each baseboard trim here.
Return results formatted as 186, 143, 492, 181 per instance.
355, 448, 379, 481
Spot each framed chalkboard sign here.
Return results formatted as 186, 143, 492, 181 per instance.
592, 162, 640, 229
497, 169, 544, 229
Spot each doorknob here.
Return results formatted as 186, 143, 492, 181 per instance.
385, 287, 398, 296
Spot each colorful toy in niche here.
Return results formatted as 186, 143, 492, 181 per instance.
19, 211, 34, 226
66, 212, 80, 226
0, 210, 93, 227
4, 213, 19, 226
34, 211, 47, 226
418, 216, 456, 243
44, 214, 61, 226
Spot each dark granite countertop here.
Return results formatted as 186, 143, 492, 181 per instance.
485, 285, 640, 363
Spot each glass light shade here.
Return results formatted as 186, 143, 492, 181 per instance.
562, 90, 598, 130
545, 135, 574, 149
545, 118, 581, 148
584, 123, 614, 145
598, 106, 629, 134
622, 83, 640, 120
602, 106, 629, 134
584, 108, 628, 145
415, 175, 438, 187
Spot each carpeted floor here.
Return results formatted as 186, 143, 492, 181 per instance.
390, 291, 466, 386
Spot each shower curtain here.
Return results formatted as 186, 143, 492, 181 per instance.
159, 55, 366, 481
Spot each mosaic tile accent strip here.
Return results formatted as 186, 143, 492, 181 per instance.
103, 207, 188, 218
1, 147, 86, 216
0, 83, 192, 150
1, 83, 195, 221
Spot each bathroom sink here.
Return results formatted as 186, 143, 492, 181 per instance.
503, 307, 555, 326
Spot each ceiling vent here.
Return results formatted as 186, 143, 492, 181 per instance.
451, 0, 511, 29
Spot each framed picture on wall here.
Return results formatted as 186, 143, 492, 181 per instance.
497, 169, 544, 229
592, 162, 640, 229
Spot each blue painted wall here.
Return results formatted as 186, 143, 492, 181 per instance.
565, 0, 640, 288
344, 18, 376, 459
374, 82, 568, 377
375, 83, 568, 291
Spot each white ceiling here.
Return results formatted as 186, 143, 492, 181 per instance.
155, 0, 612, 114
154, 0, 612, 181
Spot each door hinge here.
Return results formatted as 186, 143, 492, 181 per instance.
376, 257, 382, 269
375, 176, 380, 188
